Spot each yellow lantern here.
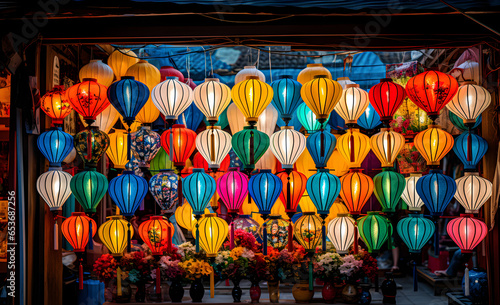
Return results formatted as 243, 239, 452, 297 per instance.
294, 212, 322, 252
296, 146, 316, 179
125, 60, 161, 124
272, 200, 290, 220
176, 203, 197, 231
193, 214, 228, 257
324, 202, 349, 224
370, 128, 405, 167
108, 49, 139, 80
231, 76, 273, 125
301, 76, 343, 123
414, 125, 454, 166
327, 149, 349, 176
119, 115, 141, 133
106, 129, 128, 169
299, 194, 318, 213
334, 84, 369, 125
297, 63, 332, 85
79, 59, 115, 87
98, 215, 133, 256
337, 128, 371, 168
79, 104, 119, 134
240, 200, 264, 225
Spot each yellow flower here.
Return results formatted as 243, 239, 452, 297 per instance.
230, 247, 244, 260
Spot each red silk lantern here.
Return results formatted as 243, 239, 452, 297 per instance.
277, 170, 307, 214
160, 66, 185, 82
406, 70, 459, 119
138, 216, 175, 255
368, 78, 406, 123
339, 168, 374, 215
161, 124, 197, 168
446, 214, 487, 254
65, 78, 110, 123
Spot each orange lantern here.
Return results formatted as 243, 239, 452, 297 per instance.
277, 170, 307, 215
337, 128, 371, 168
65, 78, 110, 124
40, 86, 72, 125
138, 216, 175, 256
339, 169, 374, 215
414, 125, 454, 166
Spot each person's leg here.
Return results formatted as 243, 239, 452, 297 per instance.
435, 249, 462, 277
391, 247, 399, 271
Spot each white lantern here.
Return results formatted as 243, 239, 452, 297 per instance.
195, 126, 232, 169
152, 76, 193, 120
446, 82, 491, 124
37, 170, 73, 211
336, 77, 356, 89
227, 103, 248, 134
79, 104, 119, 133
79, 59, 114, 87
334, 84, 369, 125
193, 78, 231, 124
327, 213, 355, 254
255, 149, 277, 172
234, 66, 265, 84
270, 126, 306, 169
370, 128, 405, 168
257, 104, 279, 137
455, 172, 492, 213
401, 173, 424, 211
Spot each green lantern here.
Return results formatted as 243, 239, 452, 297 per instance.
373, 169, 406, 213
70, 168, 109, 214
296, 103, 329, 134
231, 126, 270, 172
397, 214, 435, 253
358, 211, 392, 253
150, 147, 173, 173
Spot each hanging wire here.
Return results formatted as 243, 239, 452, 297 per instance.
210, 51, 214, 76
269, 46, 272, 82
256, 49, 260, 69
201, 46, 207, 78
186, 47, 191, 80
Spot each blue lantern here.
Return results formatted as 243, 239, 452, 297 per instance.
453, 131, 488, 171
297, 103, 330, 134
416, 169, 456, 216
248, 170, 282, 215
306, 130, 336, 168
182, 168, 216, 215
358, 103, 381, 130
177, 103, 204, 132
37, 127, 74, 167
449, 110, 482, 131
307, 169, 341, 214
327, 110, 347, 131
270, 76, 302, 123
397, 214, 435, 253
149, 169, 178, 212
130, 126, 161, 168
109, 170, 148, 217
107, 76, 149, 124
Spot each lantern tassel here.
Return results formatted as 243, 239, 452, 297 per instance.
349, 129, 355, 163
210, 267, 215, 298
127, 222, 131, 252
54, 222, 58, 251
387, 132, 392, 164
127, 129, 131, 161
464, 263, 470, 296
320, 130, 325, 158
156, 267, 161, 295
467, 129, 472, 162
210, 131, 215, 163
288, 222, 294, 252
263, 223, 268, 255
286, 178, 291, 211
167, 224, 172, 253
322, 220, 326, 252
79, 260, 84, 290
413, 261, 418, 291
250, 129, 255, 165
117, 267, 122, 296
230, 219, 235, 250
177, 175, 183, 209
196, 223, 200, 253
354, 222, 358, 254
88, 220, 93, 250
308, 259, 313, 291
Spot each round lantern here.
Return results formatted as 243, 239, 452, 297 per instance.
70, 169, 109, 214
334, 84, 369, 125
259, 215, 290, 249
79, 104, 119, 134
175, 203, 198, 231
231, 126, 270, 172
149, 169, 178, 212
277, 170, 307, 214
449, 110, 482, 131
138, 216, 174, 255
40, 86, 72, 125
37, 170, 72, 211
297, 103, 330, 134
152, 76, 193, 121
178, 103, 205, 132
231, 76, 273, 124
357, 103, 382, 130
294, 212, 322, 252
79, 59, 114, 87
125, 60, 161, 124
446, 214, 487, 253
368, 78, 406, 124
301, 76, 343, 123
183, 168, 216, 215
107, 76, 150, 125
109, 170, 148, 217
454, 173, 492, 213
370, 128, 405, 168
337, 128, 371, 168
297, 64, 332, 85
195, 126, 232, 170
397, 214, 435, 253
37, 127, 74, 167
108, 49, 139, 80
414, 125, 454, 166
160, 66, 185, 82
61, 212, 97, 252
98, 215, 133, 256
327, 214, 355, 255
234, 66, 265, 84
74, 127, 110, 168
401, 173, 424, 211
339, 169, 374, 215
131, 126, 162, 168
373, 169, 406, 213
358, 211, 391, 254
453, 131, 488, 171
106, 129, 128, 169
217, 168, 249, 214
193, 78, 231, 125
446, 82, 491, 125
66, 78, 110, 124
307, 169, 341, 214
270, 76, 303, 124
150, 148, 173, 173
248, 170, 282, 216
161, 124, 197, 168
306, 130, 336, 169
416, 169, 457, 216
270, 126, 306, 170
406, 70, 459, 119
193, 214, 228, 257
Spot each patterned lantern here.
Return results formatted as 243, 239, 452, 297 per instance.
259, 215, 290, 249
357, 103, 382, 130
70, 169, 109, 214
138, 216, 174, 255
230, 215, 260, 239
337, 128, 371, 168
149, 169, 178, 212
152, 76, 193, 121
130, 126, 161, 168
109, 170, 148, 217
106, 129, 128, 169
193, 214, 228, 257
217, 168, 249, 214
234, 66, 265, 84
193, 78, 231, 125
231, 76, 273, 124
373, 169, 406, 213
231, 126, 270, 172
160, 124, 196, 168
414, 125, 454, 166
107, 76, 150, 124
160, 66, 185, 82
270, 76, 303, 124
327, 214, 355, 255
454, 173, 492, 213
334, 84, 369, 125
368, 78, 406, 124
358, 211, 392, 254
294, 212, 322, 252
66, 78, 110, 124
297, 103, 330, 134
401, 173, 424, 211
74, 127, 110, 168
447, 214, 487, 254
416, 169, 457, 216
40, 86, 72, 125
107, 49, 139, 80
183, 169, 216, 215
195, 126, 232, 170
301, 76, 342, 123
453, 131, 488, 171
37, 170, 72, 211
98, 215, 133, 256
37, 127, 74, 168
270, 126, 306, 170
370, 128, 405, 168
397, 214, 435, 253
339, 169, 374, 215
79, 59, 114, 87
446, 82, 491, 125
297, 64, 332, 84
306, 130, 336, 169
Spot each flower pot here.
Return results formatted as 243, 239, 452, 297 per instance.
169, 279, 185, 302
146, 281, 162, 302
341, 283, 360, 304
322, 281, 336, 303
135, 282, 146, 302
190, 278, 205, 302
161, 281, 171, 302
267, 281, 280, 303
111, 279, 132, 303
250, 281, 261, 303
232, 279, 243, 302
292, 280, 314, 303
358, 283, 371, 305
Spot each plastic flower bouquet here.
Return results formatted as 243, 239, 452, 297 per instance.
93, 254, 118, 282
314, 252, 343, 282
179, 259, 212, 280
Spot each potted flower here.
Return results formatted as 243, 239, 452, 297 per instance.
157, 255, 186, 302
314, 252, 343, 303
179, 258, 213, 302
93, 254, 118, 302
247, 253, 267, 303
120, 250, 156, 302
339, 254, 363, 303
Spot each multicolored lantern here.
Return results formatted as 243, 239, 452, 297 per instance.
130, 126, 161, 168
259, 215, 290, 249
138, 216, 174, 255
149, 169, 178, 212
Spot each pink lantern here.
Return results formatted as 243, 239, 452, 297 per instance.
446, 214, 487, 254
217, 168, 249, 214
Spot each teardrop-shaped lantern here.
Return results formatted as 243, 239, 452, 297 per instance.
160, 66, 185, 82
176, 203, 198, 231
193, 78, 231, 125
193, 214, 228, 257
307, 169, 341, 214
337, 128, 371, 168
277, 170, 307, 214
107, 76, 150, 124
454, 172, 492, 213
358, 211, 391, 253
297, 64, 332, 85
149, 169, 178, 212
37, 170, 72, 211
74, 127, 110, 168
79, 59, 114, 87
416, 169, 457, 216
401, 173, 424, 211
160, 124, 197, 168
449, 110, 482, 131
183, 168, 217, 215
131, 126, 162, 168
446, 214, 487, 253
138, 216, 174, 255
294, 212, 322, 252
270, 126, 306, 170
152, 76, 193, 121
334, 84, 369, 125
453, 131, 488, 171
248, 170, 282, 216
98, 215, 133, 256
368, 78, 406, 124
231, 76, 273, 125
195, 126, 232, 170
327, 214, 355, 254
414, 125, 454, 166
357, 103, 382, 130
306, 130, 336, 168
231, 126, 270, 172
37, 127, 74, 167
373, 169, 406, 213
177, 103, 205, 132
339, 169, 374, 215
301, 76, 343, 123
270, 76, 303, 124
217, 168, 249, 214
66, 78, 110, 124
297, 103, 330, 134
70, 169, 109, 214
61, 212, 97, 252
235, 66, 266, 84
106, 129, 128, 169
370, 128, 405, 168
397, 214, 435, 253
108, 49, 139, 80
109, 170, 148, 217
41, 86, 72, 125
446, 82, 491, 125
